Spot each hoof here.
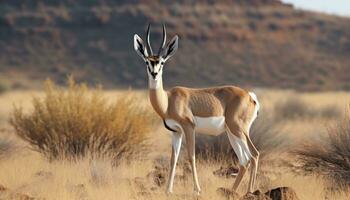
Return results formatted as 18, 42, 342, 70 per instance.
194, 189, 201, 196
166, 189, 173, 195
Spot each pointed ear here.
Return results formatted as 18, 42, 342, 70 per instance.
162, 35, 178, 61
134, 34, 148, 59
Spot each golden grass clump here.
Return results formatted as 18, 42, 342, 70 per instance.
9, 78, 158, 163
293, 106, 350, 191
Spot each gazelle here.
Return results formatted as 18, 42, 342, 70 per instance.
133, 24, 260, 195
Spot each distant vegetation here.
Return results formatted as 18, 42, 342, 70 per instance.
9, 78, 158, 163
0, 0, 350, 90
275, 97, 342, 120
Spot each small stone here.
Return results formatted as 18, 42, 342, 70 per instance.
241, 191, 271, 200
265, 187, 300, 200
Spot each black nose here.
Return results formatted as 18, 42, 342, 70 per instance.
151, 72, 158, 78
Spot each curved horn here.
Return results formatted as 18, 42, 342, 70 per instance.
158, 24, 167, 55
146, 24, 153, 55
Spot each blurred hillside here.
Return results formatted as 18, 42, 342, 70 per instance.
0, 0, 349, 90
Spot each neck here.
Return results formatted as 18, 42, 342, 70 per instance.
148, 77, 168, 119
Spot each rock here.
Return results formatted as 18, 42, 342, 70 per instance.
265, 187, 299, 200
35, 171, 53, 179
241, 190, 271, 200
0, 184, 7, 191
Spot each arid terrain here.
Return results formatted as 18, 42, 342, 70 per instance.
0, 86, 349, 200
0, 0, 350, 199
0, 0, 350, 90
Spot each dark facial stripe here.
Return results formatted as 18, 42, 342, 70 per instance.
150, 60, 159, 66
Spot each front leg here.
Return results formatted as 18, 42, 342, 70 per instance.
167, 132, 182, 194
183, 125, 201, 195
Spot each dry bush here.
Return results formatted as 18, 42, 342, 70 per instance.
9, 78, 158, 163
250, 111, 290, 156
293, 107, 350, 191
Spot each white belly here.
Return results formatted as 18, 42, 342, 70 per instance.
194, 116, 226, 136
164, 116, 226, 136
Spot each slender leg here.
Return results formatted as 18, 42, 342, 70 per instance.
232, 165, 248, 191
183, 125, 201, 195
226, 128, 251, 192
245, 135, 259, 192
167, 132, 183, 194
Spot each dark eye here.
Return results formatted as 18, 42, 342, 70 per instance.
161, 62, 164, 65
145, 61, 149, 65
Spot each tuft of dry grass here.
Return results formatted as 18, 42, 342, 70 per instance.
250, 110, 290, 157
9, 78, 158, 163
293, 106, 350, 191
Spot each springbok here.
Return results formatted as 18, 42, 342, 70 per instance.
133, 24, 260, 195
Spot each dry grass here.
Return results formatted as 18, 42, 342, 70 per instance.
293, 106, 350, 192
274, 96, 341, 120
0, 89, 350, 199
9, 79, 158, 163
0, 135, 15, 159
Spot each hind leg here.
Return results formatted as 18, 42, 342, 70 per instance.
245, 135, 259, 192
226, 125, 252, 192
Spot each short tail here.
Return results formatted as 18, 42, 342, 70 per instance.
248, 92, 260, 131
248, 92, 260, 113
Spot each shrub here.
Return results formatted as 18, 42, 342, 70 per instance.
250, 111, 290, 157
293, 106, 350, 191
9, 78, 158, 163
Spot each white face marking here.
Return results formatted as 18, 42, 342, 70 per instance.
146, 57, 165, 89
146, 57, 165, 81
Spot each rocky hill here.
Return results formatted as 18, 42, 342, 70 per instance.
0, 0, 349, 90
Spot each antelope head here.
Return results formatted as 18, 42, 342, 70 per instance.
134, 24, 178, 81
